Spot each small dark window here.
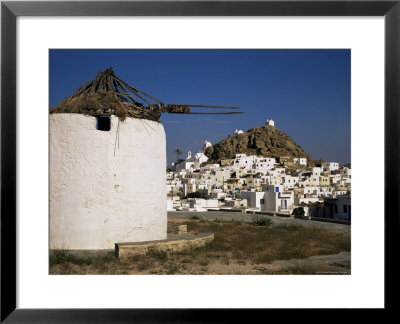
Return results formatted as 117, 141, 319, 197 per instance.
260, 199, 265, 204
343, 205, 347, 213
96, 116, 111, 131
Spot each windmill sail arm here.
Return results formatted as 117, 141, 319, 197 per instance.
162, 104, 243, 115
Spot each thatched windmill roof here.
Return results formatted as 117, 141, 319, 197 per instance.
50, 67, 242, 122
50, 67, 163, 121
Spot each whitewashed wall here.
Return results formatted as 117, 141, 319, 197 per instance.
49, 114, 167, 249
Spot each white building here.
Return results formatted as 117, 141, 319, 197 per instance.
175, 161, 194, 171
204, 140, 212, 148
167, 199, 174, 211
335, 195, 351, 220
282, 175, 300, 189
299, 196, 321, 204
260, 185, 294, 212
200, 164, 220, 172
263, 174, 281, 186
210, 191, 227, 200
266, 119, 275, 127
175, 150, 209, 171
175, 151, 194, 171
254, 157, 275, 171
275, 167, 286, 174
243, 176, 262, 189
312, 167, 322, 176
188, 198, 219, 211
240, 191, 265, 209
233, 153, 257, 169
329, 174, 342, 185
210, 169, 230, 186
293, 157, 307, 166
234, 129, 244, 135
303, 186, 318, 196
322, 162, 340, 172
193, 152, 209, 169
340, 167, 351, 178
311, 194, 351, 221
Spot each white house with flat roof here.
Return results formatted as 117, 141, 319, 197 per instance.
312, 167, 322, 176
240, 191, 265, 209
282, 175, 300, 189
340, 167, 351, 178
311, 194, 351, 221
293, 157, 307, 166
233, 153, 257, 169
255, 157, 275, 171
322, 162, 340, 172
260, 185, 294, 212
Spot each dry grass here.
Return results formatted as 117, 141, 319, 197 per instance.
50, 92, 162, 122
50, 219, 350, 275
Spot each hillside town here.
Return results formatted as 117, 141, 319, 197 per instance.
167, 119, 351, 222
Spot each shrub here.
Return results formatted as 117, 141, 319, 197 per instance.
190, 215, 200, 220
257, 217, 273, 227
251, 215, 273, 228
292, 207, 305, 218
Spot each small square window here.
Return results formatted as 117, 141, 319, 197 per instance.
96, 116, 111, 131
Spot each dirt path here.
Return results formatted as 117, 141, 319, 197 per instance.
253, 252, 351, 274
194, 252, 351, 275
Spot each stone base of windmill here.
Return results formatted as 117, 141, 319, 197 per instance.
115, 232, 214, 261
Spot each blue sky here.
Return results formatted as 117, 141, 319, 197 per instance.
50, 49, 351, 165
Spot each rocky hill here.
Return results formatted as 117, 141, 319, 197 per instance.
204, 125, 313, 165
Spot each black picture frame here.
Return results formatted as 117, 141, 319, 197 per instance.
1, 0, 398, 321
